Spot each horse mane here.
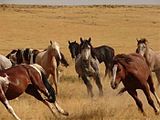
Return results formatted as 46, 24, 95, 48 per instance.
113, 54, 132, 65
137, 38, 148, 45
79, 38, 97, 59
48, 41, 61, 60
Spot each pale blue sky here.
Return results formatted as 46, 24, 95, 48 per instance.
1, 0, 160, 5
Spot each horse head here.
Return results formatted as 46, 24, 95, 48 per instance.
68, 40, 80, 58
136, 38, 148, 56
111, 54, 128, 89
48, 41, 61, 60
79, 38, 93, 61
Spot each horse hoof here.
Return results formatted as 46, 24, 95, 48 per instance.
63, 111, 69, 116
142, 112, 147, 116
155, 110, 160, 115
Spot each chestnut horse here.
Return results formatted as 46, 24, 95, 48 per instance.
0, 64, 68, 120
136, 38, 160, 86
111, 53, 160, 115
75, 39, 103, 97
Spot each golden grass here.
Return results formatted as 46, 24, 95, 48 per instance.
0, 4, 160, 120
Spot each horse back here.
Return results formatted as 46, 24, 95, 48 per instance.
93, 45, 114, 63
0, 65, 31, 100
115, 53, 150, 81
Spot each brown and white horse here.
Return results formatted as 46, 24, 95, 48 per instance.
111, 53, 160, 115
0, 64, 68, 120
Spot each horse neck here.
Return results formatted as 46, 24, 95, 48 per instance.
45, 48, 56, 62
75, 44, 80, 57
144, 45, 154, 59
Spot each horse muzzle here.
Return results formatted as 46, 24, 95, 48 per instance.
111, 80, 118, 89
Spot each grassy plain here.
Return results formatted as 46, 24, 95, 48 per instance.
0, 4, 160, 120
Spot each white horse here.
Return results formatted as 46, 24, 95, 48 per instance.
136, 38, 160, 85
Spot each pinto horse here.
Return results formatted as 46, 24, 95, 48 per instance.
68, 37, 114, 78
75, 39, 103, 97
6, 47, 69, 67
0, 54, 13, 70
0, 64, 68, 120
111, 53, 160, 115
136, 38, 160, 86
6, 41, 69, 94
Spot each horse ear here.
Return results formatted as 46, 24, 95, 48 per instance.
80, 37, 83, 43
88, 37, 91, 42
136, 38, 139, 42
68, 41, 71, 44
144, 38, 148, 43
50, 41, 52, 45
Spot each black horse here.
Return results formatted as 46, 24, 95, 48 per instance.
68, 37, 115, 78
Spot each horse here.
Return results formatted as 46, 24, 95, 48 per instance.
6, 41, 69, 94
0, 63, 68, 120
0, 54, 13, 70
136, 38, 160, 86
6, 48, 39, 64
75, 39, 103, 97
111, 53, 160, 115
68, 37, 115, 78
6, 47, 69, 67
35, 41, 62, 94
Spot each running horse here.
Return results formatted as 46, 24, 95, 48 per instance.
6, 41, 69, 94
0, 64, 68, 120
111, 53, 160, 115
35, 41, 61, 94
68, 37, 114, 78
136, 38, 160, 86
75, 39, 103, 97
6, 47, 69, 67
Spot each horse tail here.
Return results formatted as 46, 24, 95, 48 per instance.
30, 64, 56, 102
40, 71, 56, 102
107, 48, 115, 78
28, 64, 69, 116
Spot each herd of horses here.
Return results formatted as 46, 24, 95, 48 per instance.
0, 38, 160, 119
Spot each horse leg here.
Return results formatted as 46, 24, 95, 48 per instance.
93, 73, 103, 96
0, 87, 21, 120
142, 84, 159, 115
127, 90, 146, 115
155, 71, 160, 87
25, 85, 68, 117
147, 75, 160, 106
103, 62, 108, 79
51, 70, 58, 95
81, 76, 93, 97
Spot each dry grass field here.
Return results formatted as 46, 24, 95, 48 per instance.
0, 4, 160, 120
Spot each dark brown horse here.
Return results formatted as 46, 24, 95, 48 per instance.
0, 64, 68, 120
111, 53, 160, 115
